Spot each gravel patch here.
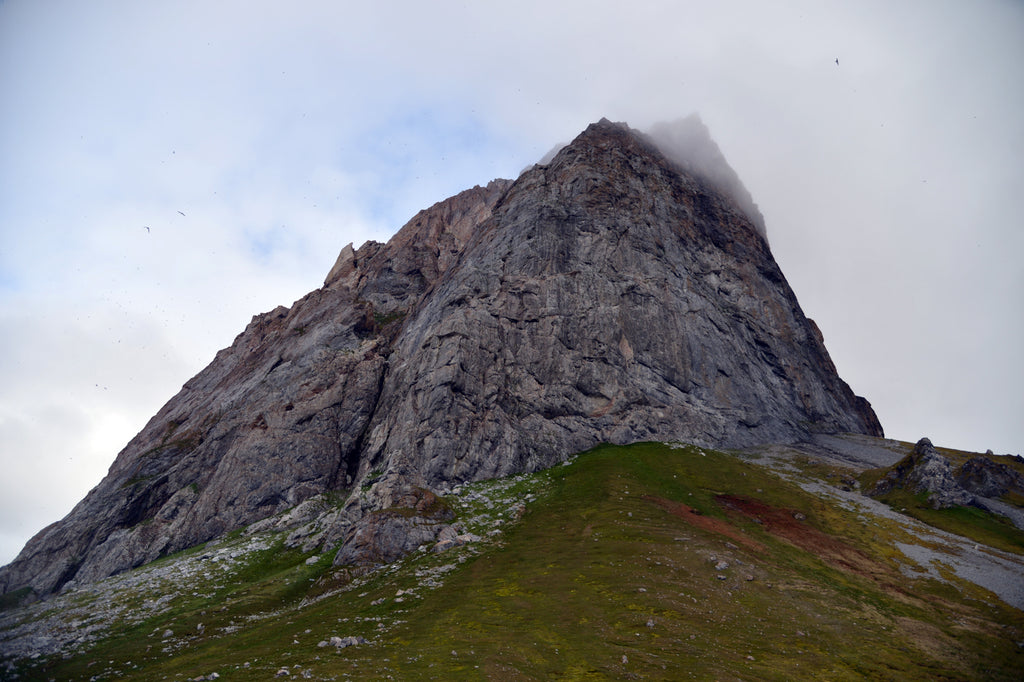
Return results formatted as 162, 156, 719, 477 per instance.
746, 437, 1024, 611
0, 534, 272, 662
896, 541, 1024, 609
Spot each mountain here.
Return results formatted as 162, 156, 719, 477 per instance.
0, 117, 882, 602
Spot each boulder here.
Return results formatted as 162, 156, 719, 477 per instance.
868, 438, 975, 509
956, 456, 1024, 498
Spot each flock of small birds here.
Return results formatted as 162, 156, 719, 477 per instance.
142, 210, 187, 233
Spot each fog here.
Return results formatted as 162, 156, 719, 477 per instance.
647, 116, 767, 238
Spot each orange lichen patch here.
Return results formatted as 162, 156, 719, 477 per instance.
645, 496, 766, 553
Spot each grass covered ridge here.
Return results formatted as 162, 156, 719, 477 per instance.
4, 442, 1023, 680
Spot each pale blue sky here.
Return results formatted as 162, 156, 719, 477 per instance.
1, 0, 1022, 564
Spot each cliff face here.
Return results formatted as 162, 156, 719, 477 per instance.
0, 118, 881, 598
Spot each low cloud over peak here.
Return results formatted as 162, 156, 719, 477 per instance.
647, 115, 767, 239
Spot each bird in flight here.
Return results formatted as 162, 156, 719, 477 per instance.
835, 57, 839, 65
143, 226, 150, 233
177, 210, 186, 217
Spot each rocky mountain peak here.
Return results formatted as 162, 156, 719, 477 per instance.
1, 118, 881, 600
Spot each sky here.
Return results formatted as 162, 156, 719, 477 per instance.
1, 0, 1022, 566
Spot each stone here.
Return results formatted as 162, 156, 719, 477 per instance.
334, 486, 454, 568
956, 456, 1024, 498
432, 531, 482, 554
328, 635, 367, 648
324, 242, 356, 288
867, 438, 975, 509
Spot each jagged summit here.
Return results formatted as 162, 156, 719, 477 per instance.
0, 118, 881, 600
646, 115, 767, 238
528, 117, 767, 239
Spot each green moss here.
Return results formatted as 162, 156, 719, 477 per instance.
1003, 490, 1024, 507
17, 443, 1024, 681
0, 586, 33, 611
373, 308, 407, 327
872, 486, 1024, 555
860, 469, 1024, 555
361, 467, 385, 491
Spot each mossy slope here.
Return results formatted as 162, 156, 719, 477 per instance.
6, 442, 1023, 680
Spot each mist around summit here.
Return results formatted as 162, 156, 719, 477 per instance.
646, 116, 767, 239
527, 117, 767, 240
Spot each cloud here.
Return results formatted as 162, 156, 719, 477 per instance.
647, 115, 767, 237
0, 308, 195, 562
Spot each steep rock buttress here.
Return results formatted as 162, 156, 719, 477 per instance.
1, 119, 881, 599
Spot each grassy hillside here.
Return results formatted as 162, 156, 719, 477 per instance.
4, 442, 1023, 680
858, 446, 1024, 556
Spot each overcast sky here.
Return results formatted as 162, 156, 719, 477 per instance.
2, 0, 1022, 565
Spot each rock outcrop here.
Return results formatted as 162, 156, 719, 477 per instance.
332, 487, 455, 569
0, 118, 882, 600
956, 456, 1024, 498
867, 437, 976, 509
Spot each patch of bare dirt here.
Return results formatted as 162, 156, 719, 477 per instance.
645, 496, 765, 553
715, 495, 898, 587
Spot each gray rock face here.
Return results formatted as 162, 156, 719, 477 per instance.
956, 456, 1024, 498
0, 118, 881, 599
332, 487, 454, 569
868, 437, 975, 509
352, 120, 881, 491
